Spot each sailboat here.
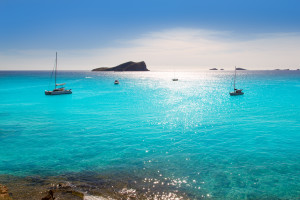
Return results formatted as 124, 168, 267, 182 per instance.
229, 67, 244, 96
172, 71, 178, 81
45, 52, 72, 95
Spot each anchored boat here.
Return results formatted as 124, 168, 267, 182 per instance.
45, 52, 72, 95
230, 67, 244, 96
172, 71, 178, 81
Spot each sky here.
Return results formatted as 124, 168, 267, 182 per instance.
0, 0, 300, 70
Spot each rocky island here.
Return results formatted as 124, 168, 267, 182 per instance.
236, 68, 246, 70
92, 61, 149, 71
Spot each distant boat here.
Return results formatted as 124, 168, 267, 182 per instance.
114, 80, 119, 84
230, 67, 244, 96
45, 52, 72, 95
172, 71, 178, 81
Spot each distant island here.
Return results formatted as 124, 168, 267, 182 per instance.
210, 67, 245, 70
274, 69, 300, 70
92, 61, 149, 71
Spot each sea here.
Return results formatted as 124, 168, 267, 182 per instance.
0, 70, 299, 199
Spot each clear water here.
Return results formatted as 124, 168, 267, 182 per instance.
0, 70, 299, 199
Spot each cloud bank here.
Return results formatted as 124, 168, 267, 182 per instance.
1, 28, 300, 70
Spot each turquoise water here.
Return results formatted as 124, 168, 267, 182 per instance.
0, 70, 299, 199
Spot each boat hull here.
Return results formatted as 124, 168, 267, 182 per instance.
229, 92, 244, 96
45, 90, 72, 95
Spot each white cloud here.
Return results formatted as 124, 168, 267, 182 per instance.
1, 28, 300, 70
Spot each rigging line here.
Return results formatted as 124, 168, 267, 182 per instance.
228, 74, 233, 91
48, 60, 56, 89
229, 80, 233, 92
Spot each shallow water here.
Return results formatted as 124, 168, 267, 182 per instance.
0, 70, 299, 199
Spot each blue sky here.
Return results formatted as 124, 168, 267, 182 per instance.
1, 0, 300, 70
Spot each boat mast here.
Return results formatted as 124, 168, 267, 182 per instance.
55, 52, 57, 89
234, 66, 236, 90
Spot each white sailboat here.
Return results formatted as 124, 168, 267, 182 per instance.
230, 67, 244, 96
172, 71, 178, 81
45, 52, 72, 95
